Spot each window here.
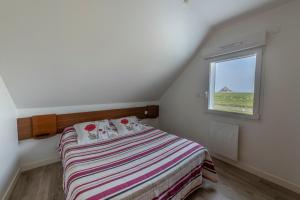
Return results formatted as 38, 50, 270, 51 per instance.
207, 48, 262, 119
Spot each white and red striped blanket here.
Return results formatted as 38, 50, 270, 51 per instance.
59, 127, 217, 200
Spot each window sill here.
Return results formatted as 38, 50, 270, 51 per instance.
206, 109, 260, 120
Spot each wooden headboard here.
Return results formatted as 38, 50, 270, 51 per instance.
17, 105, 159, 140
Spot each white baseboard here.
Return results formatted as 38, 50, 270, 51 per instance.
212, 154, 300, 195
21, 156, 60, 172
2, 168, 21, 200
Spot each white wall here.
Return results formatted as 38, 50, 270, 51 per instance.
18, 101, 159, 170
0, 76, 18, 198
160, 0, 300, 193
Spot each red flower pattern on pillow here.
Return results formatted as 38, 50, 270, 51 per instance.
84, 124, 96, 132
120, 119, 129, 125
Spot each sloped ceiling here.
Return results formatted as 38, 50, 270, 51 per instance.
0, 0, 286, 108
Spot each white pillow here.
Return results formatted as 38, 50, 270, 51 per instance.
135, 120, 152, 131
74, 120, 118, 145
74, 121, 99, 145
110, 116, 148, 135
97, 120, 119, 140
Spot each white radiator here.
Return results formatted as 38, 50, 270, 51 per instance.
208, 121, 239, 161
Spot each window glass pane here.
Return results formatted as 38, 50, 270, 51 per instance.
209, 54, 256, 115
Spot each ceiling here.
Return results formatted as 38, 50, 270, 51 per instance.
0, 0, 287, 108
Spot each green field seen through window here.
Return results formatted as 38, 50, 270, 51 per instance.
212, 92, 254, 115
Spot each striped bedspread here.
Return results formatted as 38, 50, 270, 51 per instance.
59, 127, 217, 200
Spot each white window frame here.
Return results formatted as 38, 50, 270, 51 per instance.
206, 48, 263, 120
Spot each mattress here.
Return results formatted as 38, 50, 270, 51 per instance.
59, 127, 217, 200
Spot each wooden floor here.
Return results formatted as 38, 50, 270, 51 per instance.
10, 159, 300, 200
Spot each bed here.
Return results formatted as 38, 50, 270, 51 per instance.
59, 126, 217, 200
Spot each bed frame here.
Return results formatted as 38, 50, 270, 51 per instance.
17, 105, 159, 140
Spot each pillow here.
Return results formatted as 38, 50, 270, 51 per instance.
135, 120, 152, 131
74, 120, 118, 144
111, 116, 148, 135
108, 121, 119, 139
97, 120, 119, 140
74, 121, 99, 145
